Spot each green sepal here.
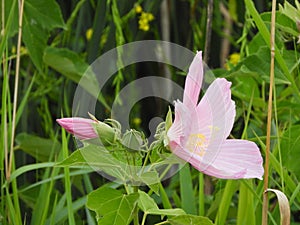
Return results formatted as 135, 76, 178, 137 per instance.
165, 106, 173, 132
93, 121, 117, 146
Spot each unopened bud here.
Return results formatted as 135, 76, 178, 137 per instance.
121, 129, 144, 152
93, 121, 117, 146
56, 117, 98, 140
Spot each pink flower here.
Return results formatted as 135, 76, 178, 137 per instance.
167, 51, 264, 179
56, 118, 98, 140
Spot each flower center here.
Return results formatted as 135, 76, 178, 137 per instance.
186, 133, 208, 157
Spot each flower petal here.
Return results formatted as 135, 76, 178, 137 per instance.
56, 118, 98, 140
196, 78, 235, 144
194, 139, 264, 179
167, 102, 184, 145
167, 101, 200, 147
183, 51, 203, 107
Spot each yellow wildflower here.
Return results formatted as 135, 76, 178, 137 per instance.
229, 53, 240, 66
145, 13, 154, 21
20, 46, 27, 54
138, 12, 154, 31
11, 46, 16, 54
139, 23, 150, 31
135, 4, 143, 14
86, 28, 93, 41
141, 12, 154, 22
225, 52, 240, 70
11, 46, 27, 54
132, 117, 142, 126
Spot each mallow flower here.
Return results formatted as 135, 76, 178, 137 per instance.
166, 51, 264, 179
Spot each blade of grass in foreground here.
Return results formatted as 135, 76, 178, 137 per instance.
215, 180, 237, 225
237, 89, 257, 224
62, 128, 76, 224
159, 182, 172, 209
179, 164, 197, 215
237, 180, 256, 225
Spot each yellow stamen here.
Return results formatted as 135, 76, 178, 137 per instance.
186, 133, 208, 157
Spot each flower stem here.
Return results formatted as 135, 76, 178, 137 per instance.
198, 173, 205, 216
133, 185, 139, 225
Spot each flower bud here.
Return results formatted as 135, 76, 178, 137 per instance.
93, 121, 117, 146
56, 118, 98, 140
121, 129, 144, 152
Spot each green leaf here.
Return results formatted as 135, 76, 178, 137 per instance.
21, 0, 65, 71
43, 47, 110, 109
138, 190, 159, 212
43, 47, 90, 83
24, 0, 66, 30
56, 148, 85, 166
241, 47, 289, 84
261, 12, 299, 37
138, 171, 160, 195
56, 145, 131, 182
281, 124, 300, 178
15, 133, 61, 162
279, 1, 300, 22
3, 162, 55, 184
147, 208, 186, 217
244, 0, 300, 101
138, 191, 185, 217
87, 187, 139, 225
22, 23, 48, 71
57, 145, 160, 187
168, 215, 214, 225
228, 70, 266, 109
4, 0, 65, 37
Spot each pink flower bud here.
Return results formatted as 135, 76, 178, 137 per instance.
56, 117, 98, 140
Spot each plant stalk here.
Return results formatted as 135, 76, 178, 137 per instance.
133, 185, 140, 225
262, 0, 276, 224
7, 0, 25, 181
204, 0, 213, 63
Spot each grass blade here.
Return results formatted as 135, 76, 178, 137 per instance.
215, 180, 237, 225
179, 164, 197, 215
237, 180, 256, 225
62, 128, 76, 224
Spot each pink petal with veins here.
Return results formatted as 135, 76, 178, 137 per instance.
56, 117, 98, 140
